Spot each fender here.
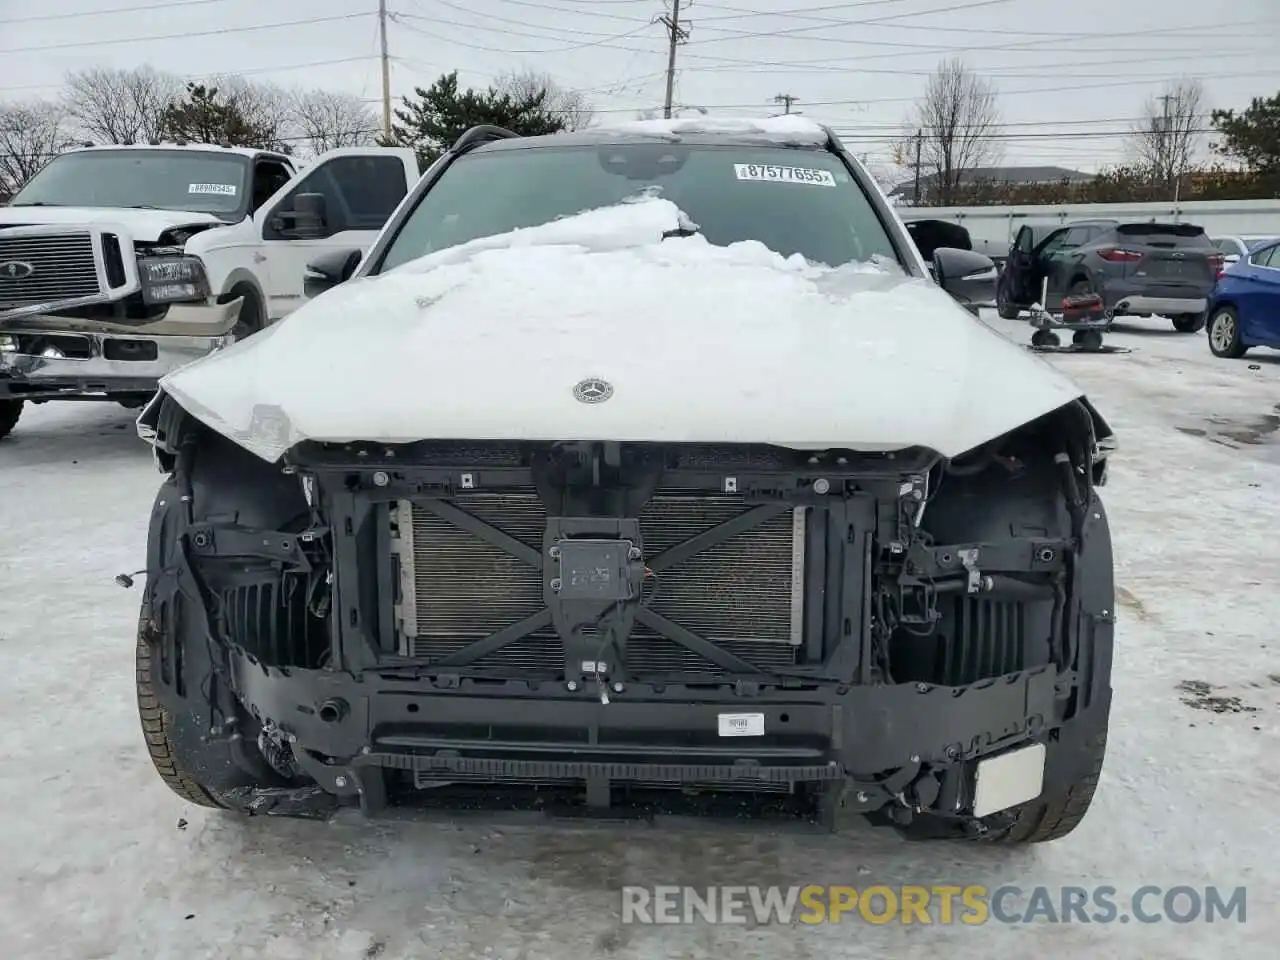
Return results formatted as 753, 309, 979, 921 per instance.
185, 217, 269, 303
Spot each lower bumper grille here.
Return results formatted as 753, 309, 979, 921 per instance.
401, 490, 804, 676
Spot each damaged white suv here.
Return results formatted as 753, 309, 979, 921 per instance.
135, 118, 1117, 843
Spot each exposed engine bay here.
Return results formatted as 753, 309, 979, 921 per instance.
137, 391, 1114, 833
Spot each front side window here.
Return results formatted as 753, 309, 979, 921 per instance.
263, 155, 409, 240
10, 149, 251, 218
377, 142, 902, 273
1252, 244, 1280, 268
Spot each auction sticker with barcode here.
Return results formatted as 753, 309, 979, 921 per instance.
718, 712, 766, 737
733, 163, 836, 186
188, 183, 238, 196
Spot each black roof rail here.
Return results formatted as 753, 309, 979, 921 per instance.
452, 124, 522, 155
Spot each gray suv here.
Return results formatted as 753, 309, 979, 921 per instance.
997, 219, 1222, 332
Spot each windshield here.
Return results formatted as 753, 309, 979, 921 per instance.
10, 149, 251, 217
378, 142, 902, 272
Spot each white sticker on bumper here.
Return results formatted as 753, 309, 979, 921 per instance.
717, 712, 765, 737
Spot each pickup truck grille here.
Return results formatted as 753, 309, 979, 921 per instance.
401, 490, 803, 677
0, 231, 101, 309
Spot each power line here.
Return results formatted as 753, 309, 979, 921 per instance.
393, 12, 660, 56
3, 56, 382, 96
0, 0, 235, 24
410, 0, 652, 42
0, 12, 375, 56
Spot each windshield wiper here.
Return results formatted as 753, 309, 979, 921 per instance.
125, 204, 160, 210
661, 226, 699, 240
9, 201, 61, 207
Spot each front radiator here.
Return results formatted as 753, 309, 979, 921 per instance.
395, 490, 806, 676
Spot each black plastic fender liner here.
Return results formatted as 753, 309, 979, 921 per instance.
1039, 489, 1114, 794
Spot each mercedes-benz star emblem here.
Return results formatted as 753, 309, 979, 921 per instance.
0, 261, 35, 281
572, 377, 614, 404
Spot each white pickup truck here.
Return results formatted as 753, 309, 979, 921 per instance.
0, 142, 420, 439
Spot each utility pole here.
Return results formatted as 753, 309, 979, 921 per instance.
378, 0, 392, 142
659, 0, 689, 119
912, 128, 923, 205
772, 93, 799, 115
1156, 91, 1174, 188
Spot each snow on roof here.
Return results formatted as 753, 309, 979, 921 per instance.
592, 114, 829, 146
64, 143, 278, 160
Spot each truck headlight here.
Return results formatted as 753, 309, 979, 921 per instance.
138, 256, 210, 305
0, 335, 15, 353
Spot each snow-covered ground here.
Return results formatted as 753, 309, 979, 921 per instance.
1, 312, 1276, 960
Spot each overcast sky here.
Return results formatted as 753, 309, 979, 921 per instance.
2, 0, 1278, 180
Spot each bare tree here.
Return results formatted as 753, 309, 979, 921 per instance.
62, 65, 181, 144
291, 89, 378, 154
0, 99, 76, 196
494, 69, 594, 131
202, 74, 295, 151
902, 58, 1002, 205
1130, 79, 1205, 197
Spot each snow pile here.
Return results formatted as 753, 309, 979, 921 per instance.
158, 196, 1082, 462
593, 114, 829, 146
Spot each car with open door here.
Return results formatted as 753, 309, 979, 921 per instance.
132, 117, 1116, 845
0, 143, 419, 440
997, 219, 1222, 332
1206, 237, 1280, 358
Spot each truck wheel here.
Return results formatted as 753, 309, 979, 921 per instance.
1171, 313, 1206, 333
1207, 306, 1247, 358
0, 399, 23, 440
225, 286, 265, 343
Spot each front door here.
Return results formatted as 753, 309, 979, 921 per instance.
1237, 243, 1280, 346
253, 147, 419, 319
1004, 226, 1040, 304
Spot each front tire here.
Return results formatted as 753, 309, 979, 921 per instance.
1171, 313, 1206, 333
136, 621, 236, 810
1207, 306, 1247, 358
981, 729, 1108, 844
0, 399, 22, 440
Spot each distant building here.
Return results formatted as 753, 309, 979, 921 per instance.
892, 165, 1093, 203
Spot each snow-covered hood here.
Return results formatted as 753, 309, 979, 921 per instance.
155, 197, 1086, 462
0, 205, 225, 243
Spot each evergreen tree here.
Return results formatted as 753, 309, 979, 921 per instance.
387, 71, 565, 166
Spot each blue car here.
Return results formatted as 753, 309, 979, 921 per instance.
1206, 237, 1280, 358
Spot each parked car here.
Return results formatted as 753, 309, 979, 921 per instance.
133, 118, 1116, 844
997, 218, 1223, 332
1210, 234, 1279, 267
1206, 237, 1280, 358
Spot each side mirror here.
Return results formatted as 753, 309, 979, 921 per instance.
304, 248, 361, 299
290, 192, 328, 239
932, 247, 998, 313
